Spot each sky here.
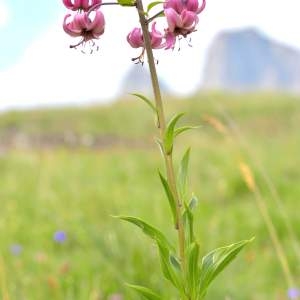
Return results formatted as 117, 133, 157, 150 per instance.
0, 0, 299, 111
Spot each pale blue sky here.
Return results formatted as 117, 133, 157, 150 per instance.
0, 0, 60, 69
0, 0, 299, 110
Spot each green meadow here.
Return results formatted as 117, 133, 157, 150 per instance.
0, 93, 299, 299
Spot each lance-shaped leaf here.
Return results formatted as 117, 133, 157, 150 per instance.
117, 216, 183, 291
158, 171, 177, 227
164, 113, 185, 154
170, 254, 181, 272
186, 242, 200, 297
182, 195, 198, 245
116, 216, 174, 251
126, 284, 164, 300
199, 238, 253, 298
177, 148, 190, 199
174, 126, 200, 138
157, 244, 183, 291
182, 201, 195, 245
131, 93, 157, 114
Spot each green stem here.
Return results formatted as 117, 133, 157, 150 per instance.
135, 0, 186, 271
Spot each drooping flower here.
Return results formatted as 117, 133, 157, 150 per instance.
127, 22, 165, 49
163, 0, 206, 49
63, 0, 102, 11
53, 230, 67, 243
165, 8, 198, 36
163, 8, 198, 49
63, 11, 105, 48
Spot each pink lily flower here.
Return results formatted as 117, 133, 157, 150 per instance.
163, 0, 205, 49
63, 11, 105, 47
165, 8, 198, 36
127, 22, 165, 49
62, 0, 102, 11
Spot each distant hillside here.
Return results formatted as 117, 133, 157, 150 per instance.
0, 93, 299, 151
201, 28, 300, 92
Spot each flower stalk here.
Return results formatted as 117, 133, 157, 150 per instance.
135, 0, 186, 271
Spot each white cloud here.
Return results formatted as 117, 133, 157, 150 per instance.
0, 0, 10, 28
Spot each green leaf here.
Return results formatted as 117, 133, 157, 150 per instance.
182, 195, 198, 245
164, 113, 185, 154
177, 148, 190, 199
199, 238, 253, 298
183, 201, 195, 245
170, 254, 181, 272
116, 216, 174, 251
154, 11, 165, 17
187, 242, 200, 297
157, 244, 183, 291
116, 216, 183, 291
126, 284, 164, 300
174, 126, 200, 138
117, 0, 135, 5
131, 93, 157, 113
158, 171, 177, 227
147, 1, 163, 13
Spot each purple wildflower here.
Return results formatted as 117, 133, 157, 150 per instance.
10, 244, 23, 256
288, 288, 300, 299
53, 231, 67, 243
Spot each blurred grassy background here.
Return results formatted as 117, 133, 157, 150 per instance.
0, 93, 299, 299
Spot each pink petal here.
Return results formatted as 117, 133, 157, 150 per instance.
186, 0, 199, 12
164, 8, 182, 32
164, 0, 184, 13
181, 10, 198, 29
90, 11, 105, 36
150, 23, 164, 49
127, 28, 144, 48
72, 13, 89, 30
164, 31, 176, 49
81, 0, 90, 10
63, 14, 82, 37
197, 0, 206, 13
62, 0, 75, 10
